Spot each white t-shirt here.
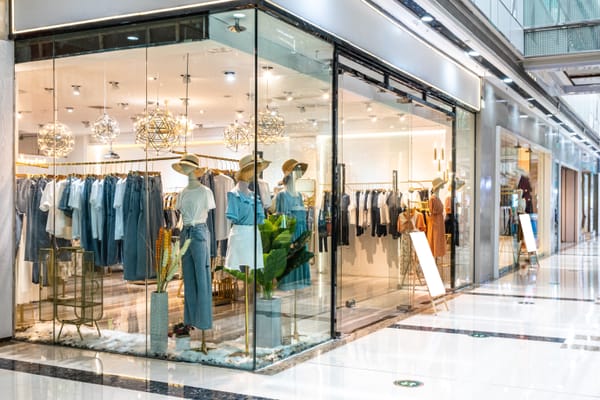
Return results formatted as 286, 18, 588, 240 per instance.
113, 178, 127, 240
213, 174, 235, 241
40, 180, 72, 239
176, 184, 216, 226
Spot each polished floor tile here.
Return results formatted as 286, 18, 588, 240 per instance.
3, 239, 600, 399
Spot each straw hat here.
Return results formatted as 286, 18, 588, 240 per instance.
281, 159, 308, 181
235, 154, 271, 181
431, 177, 446, 192
172, 153, 206, 175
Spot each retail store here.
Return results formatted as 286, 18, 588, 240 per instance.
9, 1, 477, 370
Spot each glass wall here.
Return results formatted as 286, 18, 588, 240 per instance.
14, 8, 333, 370
333, 59, 474, 333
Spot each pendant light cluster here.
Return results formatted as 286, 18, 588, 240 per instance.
223, 65, 286, 151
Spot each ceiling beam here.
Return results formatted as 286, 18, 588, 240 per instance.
524, 52, 600, 71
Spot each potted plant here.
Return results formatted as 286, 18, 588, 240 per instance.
150, 227, 190, 355
225, 215, 314, 347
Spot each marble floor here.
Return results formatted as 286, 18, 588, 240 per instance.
2, 238, 600, 399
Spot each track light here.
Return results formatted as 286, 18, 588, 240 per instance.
71, 85, 81, 96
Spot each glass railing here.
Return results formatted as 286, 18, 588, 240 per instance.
525, 24, 600, 55
525, 0, 600, 28
469, 0, 524, 53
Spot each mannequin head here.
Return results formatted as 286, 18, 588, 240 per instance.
431, 177, 446, 196
281, 159, 308, 186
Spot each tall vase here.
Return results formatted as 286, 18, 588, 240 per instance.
150, 291, 168, 355
256, 297, 282, 348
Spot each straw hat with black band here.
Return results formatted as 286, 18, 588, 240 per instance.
172, 153, 206, 175
235, 154, 271, 181
281, 159, 308, 183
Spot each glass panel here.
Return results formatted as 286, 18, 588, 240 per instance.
255, 10, 333, 366
454, 108, 475, 288
336, 67, 453, 334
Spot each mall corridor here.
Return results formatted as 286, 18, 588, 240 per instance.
1, 239, 599, 400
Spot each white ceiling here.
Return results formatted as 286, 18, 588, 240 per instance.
15, 13, 448, 151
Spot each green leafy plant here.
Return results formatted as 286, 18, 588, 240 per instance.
225, 215, 314, 300
155, 227, 191, 293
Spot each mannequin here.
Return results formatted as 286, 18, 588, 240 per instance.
275, 159, 310, 342
444, 178, 464, 247
276, 159, 311, 291
225, 154, 270, 270
427, 177, 446, 258
172, 154, 216, 354
225, 154, 269, 354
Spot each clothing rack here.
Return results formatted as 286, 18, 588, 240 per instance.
16, 155, 180, 168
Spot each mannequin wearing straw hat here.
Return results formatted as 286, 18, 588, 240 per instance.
172, 154, 216, 353
275, 159, 310, 342
225, 154, 270, 271
427, 177, 447, 258
225, 154, 269, 354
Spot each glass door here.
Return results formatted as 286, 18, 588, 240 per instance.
334, 65, 454, 334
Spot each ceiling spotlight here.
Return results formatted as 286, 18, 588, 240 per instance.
82, 120, 90, 128
467, 50, 480, 57
321, 89, 330, 100
285, 91, 294, 101
65, 107, 74, 113
44, 87, 54, 93
117, 102, 129, 110
126, 35, 139, 41
108, 81, 119, 89
398, 113, 407, 122
224, 71, 236, 82
180, 97, 190, 105
147, 76, 158, 81
370, 115, 377, 123
236, 110, 244, 119
262, 65, 274, 78
199, 109, 205, 115
502, 77, 513, 84
298, 105, 306, 113
16, 111, 22, 119
421, 15, 434, 22
181, 74, 191, 84
71, 85, 81, 96
228, 17, 247, 33
366, 103, 373, 112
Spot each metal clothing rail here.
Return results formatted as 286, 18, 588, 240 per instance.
16, 151, 239, 168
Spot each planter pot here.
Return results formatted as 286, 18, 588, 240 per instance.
256, 297, 282, 348
150, 291, 168, 355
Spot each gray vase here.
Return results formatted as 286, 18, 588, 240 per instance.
150, 291, 168, 355
256, 297, 282, 348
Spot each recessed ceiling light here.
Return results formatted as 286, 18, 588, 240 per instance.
224, 71, 236, 82
467, 50, 480, 57
71, 85, 81, 96
421, 15, 434, 22
519, 114, 528, 119
65, 107, 74, 113
127, 35, 139, 41
527, 97, 535, 101
502, 77, 513, 83
16, 111, 22, 119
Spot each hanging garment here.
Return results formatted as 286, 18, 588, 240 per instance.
276, 190, 311, 291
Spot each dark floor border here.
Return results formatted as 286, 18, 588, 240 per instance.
0, 357, 273, 400
465, 291, 596, 303
389, 323, 566, 344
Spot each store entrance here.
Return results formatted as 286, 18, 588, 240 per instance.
561, 167, 578, 245
334, 65, 454, 334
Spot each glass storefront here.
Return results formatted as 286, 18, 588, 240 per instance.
498, 131, 546, 272
13, 6, 475, 370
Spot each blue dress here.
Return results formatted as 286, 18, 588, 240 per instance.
276, 190, 311, 290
